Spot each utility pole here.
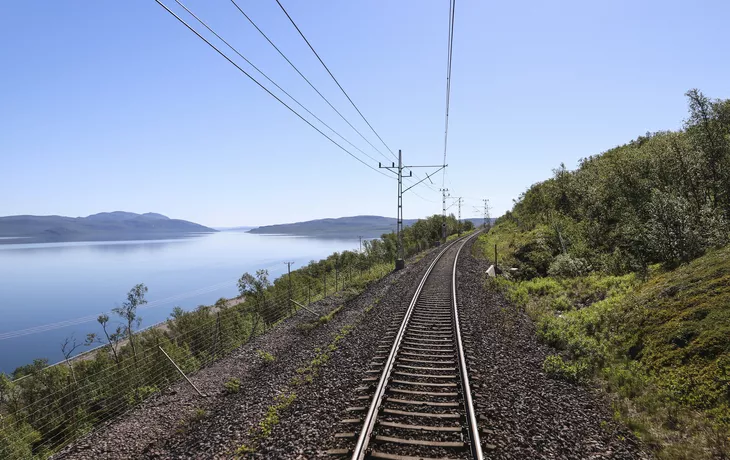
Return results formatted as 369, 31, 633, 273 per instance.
358, 236, 363, 253
380, 150, 444, 270
456, 197, 463, 236
483, 199, 491, 230
440, 188, 450, 241
284, 261, 294, 313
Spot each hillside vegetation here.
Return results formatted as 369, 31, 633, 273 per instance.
477, 90, 729, 458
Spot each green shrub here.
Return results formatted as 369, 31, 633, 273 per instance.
224, 377, 241, 394
318, 306, 343, 324
125, 385, 159, 406
543, 354, 589, 383
0, 415, 42, 460
548, 253, 591, 277
191, 407, 207, 422
256, 350, 275, 364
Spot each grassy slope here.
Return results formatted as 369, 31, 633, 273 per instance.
476, 226, 730, 459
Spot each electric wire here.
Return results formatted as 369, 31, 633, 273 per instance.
272, 0, 397, 161
442, 0, 456, 188
184, 0, 436, 198
153, 0, 393, 179
228, 0, 393, 164
172, 0, 386, 167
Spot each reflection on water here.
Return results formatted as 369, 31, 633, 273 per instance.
86, 240, 189, 254
0, 232, 359, 374
0, 236, 198, 255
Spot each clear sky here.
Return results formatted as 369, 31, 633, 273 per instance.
1, 1, 727, 227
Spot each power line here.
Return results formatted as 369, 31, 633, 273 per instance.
267, 0, 437, 198
271, 0, 443, 200
442, 0, 457, 188
153, 0, 393, 179
172, 0, 387, 168
228, 0, 392, 164
409, 188, 439, 204
273, 0, 397, 161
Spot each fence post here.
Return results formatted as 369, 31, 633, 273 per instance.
158, 346, 206, 398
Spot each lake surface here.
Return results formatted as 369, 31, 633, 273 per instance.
0, 232, 359, 374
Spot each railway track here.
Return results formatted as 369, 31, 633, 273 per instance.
328, 233, 483, 460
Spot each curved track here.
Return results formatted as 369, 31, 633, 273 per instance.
329, 233, 483, 460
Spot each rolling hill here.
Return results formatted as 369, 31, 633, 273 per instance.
0, 212, 217, 244
247, 215, 421, 238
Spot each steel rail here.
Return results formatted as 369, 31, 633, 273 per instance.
351, 239, 461, 460
453, 231, 483, 459
351, 231, 482, 460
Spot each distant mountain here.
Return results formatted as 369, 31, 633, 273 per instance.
0, 212, 217, 244
247, 215, 421, 238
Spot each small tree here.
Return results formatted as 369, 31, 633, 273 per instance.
238, 270, 272, 333
112, 283, 147, 361
88, 313, 124, 365
215, 297, 228, 310
60, 335, 84, 384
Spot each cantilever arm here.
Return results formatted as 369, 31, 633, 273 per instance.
402, 166, 445, 194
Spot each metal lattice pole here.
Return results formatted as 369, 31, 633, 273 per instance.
380, 150, 445, 270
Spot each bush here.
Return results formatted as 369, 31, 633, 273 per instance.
548, 253, 591, 277
543, 354, 589, 383
126, 385, 159, 406
0, 415, 42, 460
224, 377, 241, 394
256, 350, 275, 364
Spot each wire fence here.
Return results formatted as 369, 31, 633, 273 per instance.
0, 261, 393, 459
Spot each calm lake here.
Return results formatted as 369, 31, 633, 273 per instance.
0, 231, 360, 374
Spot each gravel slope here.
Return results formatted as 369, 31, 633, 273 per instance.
53, 248, 441, 459
458, 237, 650, 459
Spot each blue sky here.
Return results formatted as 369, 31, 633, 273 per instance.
1, 0, 727, 227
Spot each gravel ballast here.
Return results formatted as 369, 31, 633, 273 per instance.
54, 248, 442, 459
247, 248, 443, 458
457, 236, 650, 459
